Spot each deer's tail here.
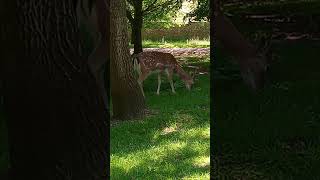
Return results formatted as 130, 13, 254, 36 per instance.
131, 54, 141, 73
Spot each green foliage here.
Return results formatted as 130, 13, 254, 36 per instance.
186, 0, 210, 21
126, 0, 183, 29
143, 11, 177, 29
111, 56, 210, 179
128, 22, 210, 42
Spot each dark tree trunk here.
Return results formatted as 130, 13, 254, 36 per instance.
110, 0, 146, 120
130, 28, 135, 45
1, 1, 108, 179
132, 0, 143, 54
132, 19, 143, 54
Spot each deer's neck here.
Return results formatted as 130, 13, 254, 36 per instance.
215, 12, 258, 60
175, 65, 191, 81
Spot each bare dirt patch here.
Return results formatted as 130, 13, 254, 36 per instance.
130, 48, 210, 58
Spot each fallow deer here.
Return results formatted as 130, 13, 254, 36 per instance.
215, 9, 274, 92
132, 51, 195, 97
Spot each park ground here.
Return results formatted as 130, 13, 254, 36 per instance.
111, 47, 210, 179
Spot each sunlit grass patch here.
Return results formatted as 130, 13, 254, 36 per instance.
129, 38, 210, 48
179, 126, 210, 140
192, 156, 210, 168
182, 173, 210, 180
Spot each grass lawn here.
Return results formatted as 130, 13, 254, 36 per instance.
129, 38, 210, 49
110, 56, 210, 179
214, 40, 320, 179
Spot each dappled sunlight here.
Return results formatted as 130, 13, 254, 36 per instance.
179, 126, 210, 140
191, 156, 210, 168
138, 39, 210, 48
111, 138, 209, 178
111, 64, 210, 178
182, 173, 210, 179
187, 38, 210, 46
160, 126, 178, 135
110, 154, 143, 174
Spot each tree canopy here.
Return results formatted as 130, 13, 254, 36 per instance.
126, 0, 183, 28
186, 0, 209, 21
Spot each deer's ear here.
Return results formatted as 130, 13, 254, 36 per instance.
259, 35, 272, 56
190, 70, 197, 79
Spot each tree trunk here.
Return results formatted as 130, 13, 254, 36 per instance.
132, 0, 143, 54
110, 0, 146, 120
1, 1, 108, 179
132, 19, 143, 54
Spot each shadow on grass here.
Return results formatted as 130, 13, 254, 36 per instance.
111, 112, 210, 179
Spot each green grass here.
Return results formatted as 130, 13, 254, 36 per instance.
129, 38, 210, 48
214, 40, 320, 179
111, 56, 210, 179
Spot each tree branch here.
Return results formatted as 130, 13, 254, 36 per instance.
142, 0, 158, 14
126, 9, 134, 23
126, 0, 134, 6
142, 0, 178, 16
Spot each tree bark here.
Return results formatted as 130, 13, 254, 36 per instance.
1, 1, 108, 179
110, 0, 146, 120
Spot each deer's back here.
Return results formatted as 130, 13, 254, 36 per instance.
136, 51, 178, 70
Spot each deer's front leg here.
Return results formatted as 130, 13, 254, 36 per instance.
166, 69, 176, 94
137, 75, 146, 98
157, 73, 161, 95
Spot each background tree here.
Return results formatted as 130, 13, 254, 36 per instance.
1, 1, 108, 179
126, 0, 183, 54
110, 0, 146, 120
186, 0, 210, 21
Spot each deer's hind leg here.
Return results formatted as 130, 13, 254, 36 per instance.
165, 68, 176, 94
137, 72, 148, 98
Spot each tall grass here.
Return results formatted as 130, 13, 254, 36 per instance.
129, 38, 210, 48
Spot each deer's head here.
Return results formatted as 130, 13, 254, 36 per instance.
185, 77, 194, 90
184, 68, 198, 90
240, 33, 275, 91
255, 32, 278, 69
